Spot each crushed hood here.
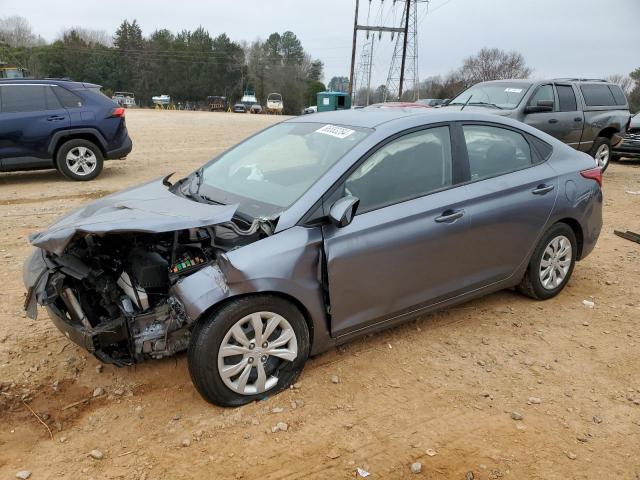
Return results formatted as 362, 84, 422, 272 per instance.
29, 176, 238, 255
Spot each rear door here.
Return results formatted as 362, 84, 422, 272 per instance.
523, 83, 582, 148
0, 84, 70, 170
322, 125, 475, 336
457, 123, 558, 287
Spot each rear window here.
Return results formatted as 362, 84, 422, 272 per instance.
0, 84, 62, 112
580, 84, 617, 106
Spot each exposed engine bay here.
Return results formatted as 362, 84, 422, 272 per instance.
31, 218, 272, 366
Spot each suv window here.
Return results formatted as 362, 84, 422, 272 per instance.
345, 126, 453, 213
528, 84, 554, 107
53, 86, 83, 108
580, 84, 616, 106
463, 125, 532, 181
556, 85, 577, 112
0, 85, 62, 112
608, 85, 627, 106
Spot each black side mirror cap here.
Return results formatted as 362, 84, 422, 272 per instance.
329, 196, 360, 228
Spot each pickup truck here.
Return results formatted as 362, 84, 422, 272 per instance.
444, 78, 631, 171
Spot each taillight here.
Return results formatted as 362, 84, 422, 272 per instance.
580, 167, 602, 187
111, 107, 125, 118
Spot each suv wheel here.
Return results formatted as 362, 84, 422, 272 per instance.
188, 295, 310, 407
517, 223, 577, 300
590, 137, 611, 172
56, 139, 104, 181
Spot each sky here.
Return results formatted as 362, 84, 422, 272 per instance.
2, 0, 639, 88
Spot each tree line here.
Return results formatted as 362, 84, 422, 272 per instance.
0, 16, 325, 114
327, 47, 639, 112
2, 15, 639, 114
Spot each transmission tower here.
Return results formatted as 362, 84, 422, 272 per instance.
353, 41, 373, 106
385, 0, 423, 101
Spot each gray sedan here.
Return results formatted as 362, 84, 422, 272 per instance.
23, 109, 603, 406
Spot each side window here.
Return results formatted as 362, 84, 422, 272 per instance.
53, 86, 83, 108
580, 84, 616, 106
528, 84, 554, 107
345, 126, 453, 213
556, 85, 577, 112
608, 85, 627, 106
1, 85, 59, 112
45, 86, 62, 109
463, 125, 532, 181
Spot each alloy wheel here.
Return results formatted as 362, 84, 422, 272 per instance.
539, 235, 572, 290
595, 144, 610, 169
66, 146, 98, 176
217, 311, 298, 395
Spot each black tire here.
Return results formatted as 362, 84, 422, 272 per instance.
590, 136, 611, 173
188, 295, 310, 407
517, 223, 577, 300
55, 139, 104, 181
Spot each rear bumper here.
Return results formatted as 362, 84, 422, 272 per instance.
105, 136, 132, 160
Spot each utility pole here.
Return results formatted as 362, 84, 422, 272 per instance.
348, 0, 359, 98
398, 0, 411, 99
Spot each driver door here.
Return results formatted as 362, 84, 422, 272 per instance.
322, 125, 474, 337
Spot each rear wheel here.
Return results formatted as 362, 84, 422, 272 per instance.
56, 139, 103, 181
517, 223, 577, 300
188, 295, 310, 407
590, 137, 611, 172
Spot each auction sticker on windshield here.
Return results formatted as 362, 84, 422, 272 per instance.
315, 124, 356, 139
505, 88, 523, 93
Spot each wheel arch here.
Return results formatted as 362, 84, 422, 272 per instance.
555, 217, 584, 260
595, 126, 620, 141
49, 129, 108, 159
193, 291, 315, 352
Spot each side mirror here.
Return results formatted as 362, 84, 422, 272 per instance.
329, 196, 360, 228
442, 98, 451, 106
525, 100, 554, 114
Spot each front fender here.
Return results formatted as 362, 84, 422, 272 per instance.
169, 226, 335, 356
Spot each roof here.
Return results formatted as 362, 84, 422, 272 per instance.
0, 79, 101, 90
318, 91, 350, 96
287, 107, 529, 129
479, 78, 612, 86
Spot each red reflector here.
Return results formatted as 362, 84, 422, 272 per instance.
111, 107, 125, 118
580, 167, 602, 187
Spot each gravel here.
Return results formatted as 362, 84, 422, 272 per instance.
410, 462, 422, 474
15, 471, 31, 480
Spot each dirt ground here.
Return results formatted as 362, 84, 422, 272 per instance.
1, 109, 639, 480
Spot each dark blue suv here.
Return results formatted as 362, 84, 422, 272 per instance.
0, 79, 132, 181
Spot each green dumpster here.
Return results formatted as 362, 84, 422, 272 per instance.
317, 91, 352, 112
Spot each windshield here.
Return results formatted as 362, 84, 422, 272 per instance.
195, 122, 371, 218
450, 82, 531, 110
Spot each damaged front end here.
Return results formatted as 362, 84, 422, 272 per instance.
23, 177, 274, 366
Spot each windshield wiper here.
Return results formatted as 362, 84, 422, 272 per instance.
468, 101, 504, 110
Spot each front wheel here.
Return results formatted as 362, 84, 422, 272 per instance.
188, 295, 310, 407
590, 137, 611, 172
517, 223, 577, 300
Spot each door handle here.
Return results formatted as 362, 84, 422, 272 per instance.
46, 115, 65, 121
435, 209, 464, 223
574, 117, 583, 122
548, 118, 558, 124
532, 184, 554, 195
